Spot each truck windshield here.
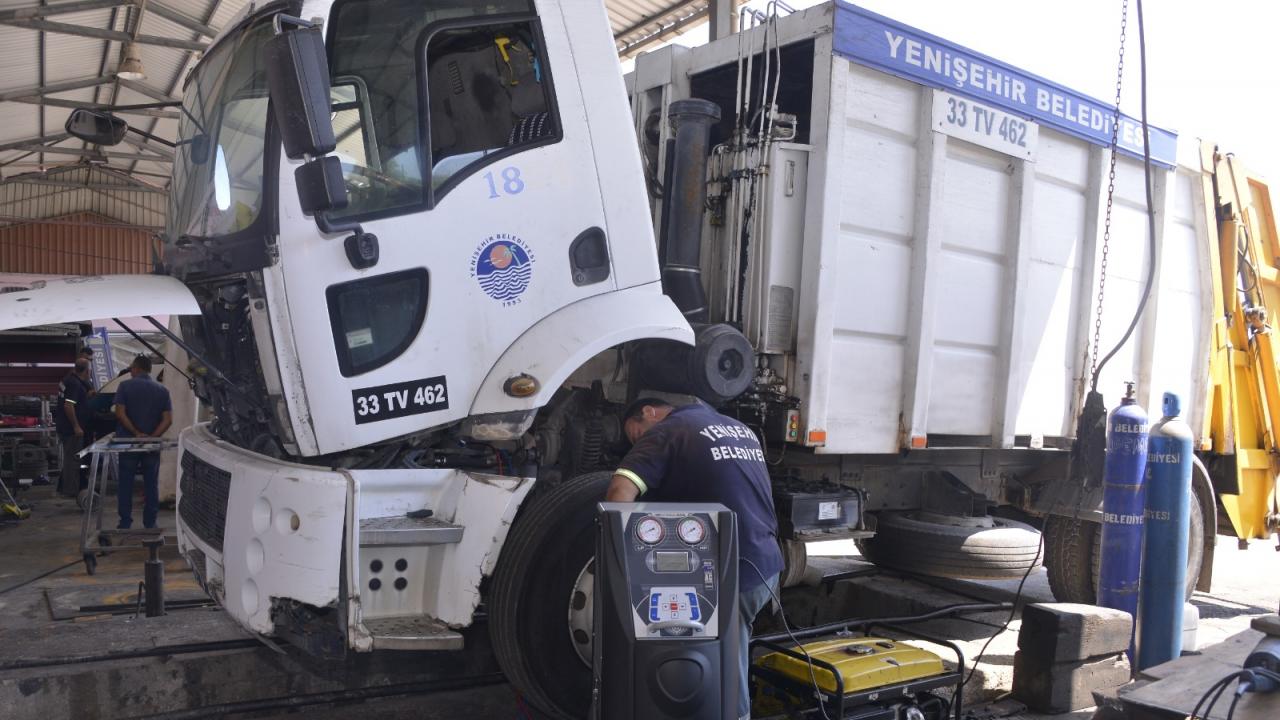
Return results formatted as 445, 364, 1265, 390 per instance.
169, 19, 273, 240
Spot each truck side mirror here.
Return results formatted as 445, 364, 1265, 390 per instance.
265, 22, 337, 160
65, 108, 128, 146
265, 15, 371, 268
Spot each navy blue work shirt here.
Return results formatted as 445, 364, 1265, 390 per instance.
54, 372, 90, 435
113, 373, 173, 437
616, 403, 784, 590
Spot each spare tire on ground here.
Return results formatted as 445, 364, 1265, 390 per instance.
857, 511, 1042, 580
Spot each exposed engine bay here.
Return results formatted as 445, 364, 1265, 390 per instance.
178, 278, 630, 478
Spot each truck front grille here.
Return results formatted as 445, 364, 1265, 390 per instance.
179, 451, 231, 550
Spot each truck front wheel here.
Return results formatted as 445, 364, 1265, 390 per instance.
488, 471, 611, 720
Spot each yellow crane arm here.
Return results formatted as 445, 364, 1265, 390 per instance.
1202, 142, 1280, 540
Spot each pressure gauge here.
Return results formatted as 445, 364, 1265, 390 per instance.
636, 516, 665, 545
677, 517, 706, 545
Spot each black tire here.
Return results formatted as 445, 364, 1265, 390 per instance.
1184, 483, 1206, 598
856, 511, 1042, 579
489, 471, 611, 720
778, 539, 808, 588
1043, 494, 1205, 604
1043, 514, 1100, 604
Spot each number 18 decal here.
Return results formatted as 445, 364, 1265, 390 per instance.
484, 166, 525, 199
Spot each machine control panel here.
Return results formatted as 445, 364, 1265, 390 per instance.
621, 509, 722, 639
648, 587, 701, 623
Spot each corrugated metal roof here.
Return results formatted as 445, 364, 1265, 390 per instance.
608, 0, 717, 56
0, 0, 722, 185
0, 0, 250, 186
0, 164, 165, 227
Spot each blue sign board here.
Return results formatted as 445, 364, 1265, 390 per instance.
833, 2, 1178, 167
85, 326, 115, 390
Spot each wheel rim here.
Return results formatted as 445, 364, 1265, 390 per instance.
567, 558, 594, 668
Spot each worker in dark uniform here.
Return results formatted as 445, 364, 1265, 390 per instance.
77, 346, 100, 393
112, 355, 173, 529
606, 398, 783, 720
54, 359, 93, 498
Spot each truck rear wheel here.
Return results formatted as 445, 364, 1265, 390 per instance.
1044, 491, 1205, 604
856, 511, 1042, 579
1043, 514, 1100, 604
488, 471, 611, 720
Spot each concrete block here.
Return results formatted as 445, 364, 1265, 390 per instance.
1253, 614, 1280, 637
1012, 650, 1131, 714
1090, 684, 1129, 720
1017, 602, 1133, 662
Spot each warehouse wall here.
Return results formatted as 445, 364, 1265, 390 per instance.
0, 211, 156, 274
0, 166, 166, 275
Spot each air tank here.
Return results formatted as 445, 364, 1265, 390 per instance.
1136, 392, 1194, 670
1096, 382, 1149, 659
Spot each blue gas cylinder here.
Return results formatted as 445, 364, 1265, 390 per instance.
1096, 384, 1149, 658
1136, 392, 1194, 670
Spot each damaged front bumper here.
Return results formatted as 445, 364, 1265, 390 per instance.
176, 423, 534, 651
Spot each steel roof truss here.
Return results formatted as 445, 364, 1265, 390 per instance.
1, 17, 208, 51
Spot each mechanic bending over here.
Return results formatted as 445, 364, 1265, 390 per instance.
606, 397, 783, 720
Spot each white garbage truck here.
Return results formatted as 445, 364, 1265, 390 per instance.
7, 1, 1274, 717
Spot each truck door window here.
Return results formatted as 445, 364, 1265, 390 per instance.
325, 0, 552, 220
326, 268, 430, 376
424, 21, 558, 199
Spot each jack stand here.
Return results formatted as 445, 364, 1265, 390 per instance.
142, 537, 165, 617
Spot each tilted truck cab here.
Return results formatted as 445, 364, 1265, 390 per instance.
165, 0, 691, 458
163, 0, 703, 656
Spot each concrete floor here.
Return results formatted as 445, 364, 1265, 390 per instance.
0, 486, 197, 633
2, 483, 1276, 719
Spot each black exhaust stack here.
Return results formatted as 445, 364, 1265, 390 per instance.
635, 99, 755, 407
661, 99, 719, 324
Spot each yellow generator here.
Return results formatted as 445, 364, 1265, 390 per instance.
752, 635, 961, 720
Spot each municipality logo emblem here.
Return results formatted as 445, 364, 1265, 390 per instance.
471, 234, 534, 306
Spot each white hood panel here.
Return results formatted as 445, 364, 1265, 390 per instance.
0, 275, 200, 331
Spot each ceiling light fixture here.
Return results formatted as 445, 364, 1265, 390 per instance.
117, 42, 146, 81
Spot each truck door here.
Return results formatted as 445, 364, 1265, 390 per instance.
270, 0, 615, 454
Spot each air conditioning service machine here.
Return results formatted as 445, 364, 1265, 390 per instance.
592, 502, 741, 719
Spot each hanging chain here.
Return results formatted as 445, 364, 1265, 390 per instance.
1090, 0, 1129, 383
